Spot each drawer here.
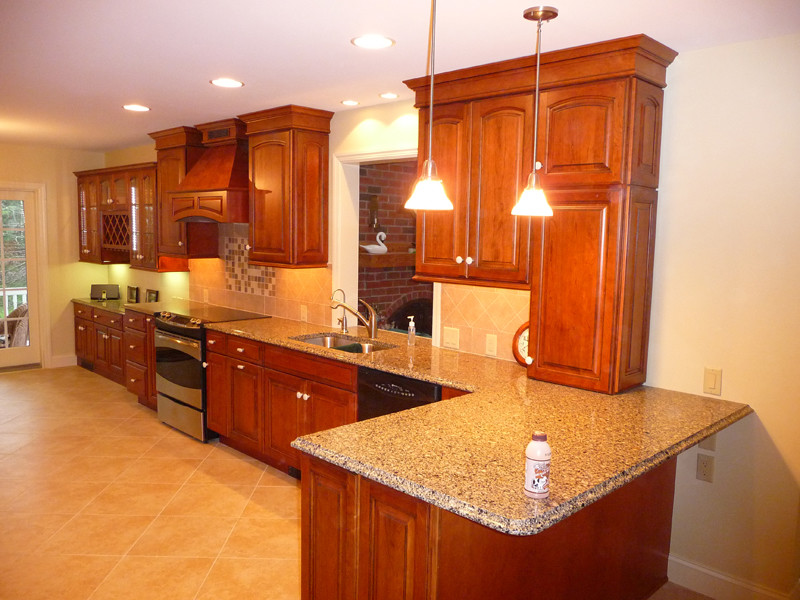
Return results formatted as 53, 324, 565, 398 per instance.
73, 304, 93, 320
125, 361, 148, 397
226, 335, 263, 364
124, 310, 151, 332
206, 330, 227, 353
124, 329, 147, 365
93, 308, 123, 330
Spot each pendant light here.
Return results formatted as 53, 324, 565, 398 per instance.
405, 0, 453, 211
511, 6, 558, 217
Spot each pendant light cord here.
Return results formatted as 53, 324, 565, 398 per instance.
426, 0, 437, 178
532, 17, 543, 185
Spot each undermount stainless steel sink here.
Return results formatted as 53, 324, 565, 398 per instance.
291, 333, 395, 354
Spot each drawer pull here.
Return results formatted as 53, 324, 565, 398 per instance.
128, 318, 134, 322
146, 317, 151, 322
237, 364, 245, 370
236, 347, 245, 353
129, 344, 135, 349
178, 240, 184, 247
129, 378, 137, 383
78, 326, 85, 331
207, 339, 216, 345
202, 362, 208, 368
110, 320, 115, 324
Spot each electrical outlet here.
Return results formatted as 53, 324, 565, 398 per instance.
696, 453, 715, 483
703, 367, 722, 395
485, 334, 497, 356
698, 434, 717, 451
300, 305, 308, 322
442, 326, 460, 350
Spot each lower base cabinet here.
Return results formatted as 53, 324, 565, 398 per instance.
300, 454, 677, 600
204, 332, 357, 474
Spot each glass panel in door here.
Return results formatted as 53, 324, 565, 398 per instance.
1, 199, 29, 349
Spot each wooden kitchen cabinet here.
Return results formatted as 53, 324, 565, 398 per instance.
76, 176, 100, 263
92, 308, 124, 385
405, 34, 676, 393
413, 95, 533, 287
123, 309, 156, 409
128, 167, 158, 270
73, 304, 95, 367
204, 330, 357, 474
239, 105, 333, 268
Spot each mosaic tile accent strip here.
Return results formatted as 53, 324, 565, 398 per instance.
222, 224, 276, 296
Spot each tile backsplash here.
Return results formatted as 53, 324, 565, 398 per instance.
189, 223, 332, 326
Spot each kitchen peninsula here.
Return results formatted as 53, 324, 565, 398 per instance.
204, 317, 752, 600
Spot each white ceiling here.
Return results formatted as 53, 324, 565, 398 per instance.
2, 0, 798, 152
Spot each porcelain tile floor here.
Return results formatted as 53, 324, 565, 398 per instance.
0, 366, 712, 600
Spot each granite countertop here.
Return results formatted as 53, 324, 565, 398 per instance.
72, 297, 128, 314
207, 316, 753, 536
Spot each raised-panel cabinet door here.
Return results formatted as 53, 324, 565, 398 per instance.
204, 351, 230, 436
263, 367, 304, 467
629, 80, 665, 188
293, 130, 328, 266
130, 169, 158, 270
304, 381, 356, 436
358, 479, 430, 600
228, 358, 263, 455
539, 79, 628, 187
107, 327, 124, 384
155, 148, 188, 256
74, 318, 94, 364
415, 102, 471, 281
249, 131, 292, 264
528, 188, 622, 393
467, 94, 533, 285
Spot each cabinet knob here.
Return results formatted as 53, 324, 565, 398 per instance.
236, 347, 244, 353
302, 393, 310, 401
237, 364, 245, 370
130, 378, 137, 383
129, 344, 135, 349
106, 198, 113, 204
202, 362, 208, 368
78, 325, 85, 331
456, 256, 463, 264
465, 256, 473, 265
296, 391, 303, 399
177, 241, 184, 247
207, 339, 216, 345
146, 318, 151, 322
245, 244, 252, 250
525, 356, 533, 365
128, 318, 134, 322
103, 334, 109, 340
110, 320, 115, 324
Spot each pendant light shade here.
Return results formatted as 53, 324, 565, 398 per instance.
405, 0, 453, 211
511, 6, 558, 217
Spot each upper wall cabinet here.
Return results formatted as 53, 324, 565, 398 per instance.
239, 105, 333, 268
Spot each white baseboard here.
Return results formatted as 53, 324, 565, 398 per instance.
669, 555, 798, 600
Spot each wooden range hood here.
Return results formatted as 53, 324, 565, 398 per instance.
168, 118, 249, 223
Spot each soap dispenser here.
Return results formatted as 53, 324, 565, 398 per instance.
407, 316, 416, 346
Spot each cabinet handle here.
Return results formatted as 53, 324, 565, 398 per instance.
110, 320, 115, 324
207, 339, 216, 345
94, 314, 98, 318
525, 356, 533, 365
129, 344, 135, 349
177, 241, 184, 247
245, 244, 252, 250
465, 256, 473, 265
202, 362, 208, 368
146, 318, 151, 322
103, 334, 109, 340
128, 318, 134, 322
237, 364, 245, 370
106, 198, 113, 204
302, 393, 310, 401
456, 256, 463, 264
129, 378, 137, 383
78, 325, 85, 331
236, 347, 245, 353
296, 391, 303, 399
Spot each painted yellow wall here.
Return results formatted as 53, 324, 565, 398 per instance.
104, 143, 155, 167
0, 143, 104, 365
648, 33, 800, 595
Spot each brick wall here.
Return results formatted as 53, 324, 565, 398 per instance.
358, 160, 432, 331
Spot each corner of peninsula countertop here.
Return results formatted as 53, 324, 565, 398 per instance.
207, 316, 754, 536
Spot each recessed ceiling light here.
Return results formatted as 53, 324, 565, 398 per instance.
351, 34, 395, 49
341, 100, 359, 107
123, 104, 150, 112
210, 78, 244, 88
380, 92, 399, 100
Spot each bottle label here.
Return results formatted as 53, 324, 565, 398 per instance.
525, 459, 550, 495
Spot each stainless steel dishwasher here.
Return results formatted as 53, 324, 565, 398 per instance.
357, 367, 442, 421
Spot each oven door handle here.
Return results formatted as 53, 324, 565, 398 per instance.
154, 331, 202, 360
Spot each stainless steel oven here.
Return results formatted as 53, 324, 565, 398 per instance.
154, 325, 207, 441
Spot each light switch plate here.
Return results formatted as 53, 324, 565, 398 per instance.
703, 368, 722, 395
442, 326, 460, 350
485, 334, 497, 356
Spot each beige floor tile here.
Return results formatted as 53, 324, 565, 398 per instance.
90, 556, 213, 600
48, 454, 138, 482
38, 514, 154, 555
196, 557, 300, 600
0, 553, 120, 600
220, 517, 301, 560
115, 457, 202, 484
3, 479, 108, 514
162, 483, 255, 517
0, 452, 75, 479
187, 457, 266, 486
258, 464, 301, 487
144, 434, 217, 459
81, 481, 181, 516
44, 417, 128, 437
0, 513, 72, 555
128, 515, 237, 557
110, 416, 172, 437
79, 434, 160, 457
242, 485, 301, 519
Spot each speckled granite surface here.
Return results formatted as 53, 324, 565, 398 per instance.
209, 317, 753, 536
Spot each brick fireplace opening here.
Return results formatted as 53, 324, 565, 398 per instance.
358, 160, 433, 336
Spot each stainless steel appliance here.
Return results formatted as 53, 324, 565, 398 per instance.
357, 367, 442, 421
153, 304, 267, 441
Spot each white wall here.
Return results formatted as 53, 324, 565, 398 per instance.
649, 33, 800, 597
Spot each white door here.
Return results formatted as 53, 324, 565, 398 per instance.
0, 188, 41, 368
